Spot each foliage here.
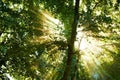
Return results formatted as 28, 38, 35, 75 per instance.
0, 0, 120, 80
0, 0, 65, 79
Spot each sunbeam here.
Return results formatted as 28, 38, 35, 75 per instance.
75, 27, 113, 80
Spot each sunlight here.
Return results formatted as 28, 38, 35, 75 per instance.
30, 10, 65, 44
75, 27, 113, 80
5, 73, 14, 80
41, 11, 60, 25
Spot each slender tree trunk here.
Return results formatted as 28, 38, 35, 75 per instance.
71, 37, 83, 80
61, 0, 80, 80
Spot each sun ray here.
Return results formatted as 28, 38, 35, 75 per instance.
75, 27, 114, 80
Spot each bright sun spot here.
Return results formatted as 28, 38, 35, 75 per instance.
5, 73, 14, 80
75, 27, 113, 79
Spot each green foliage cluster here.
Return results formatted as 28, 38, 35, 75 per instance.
0, 0, 120, 80
0, 0, 68, 79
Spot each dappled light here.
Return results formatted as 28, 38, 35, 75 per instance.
0, 0, 120, 80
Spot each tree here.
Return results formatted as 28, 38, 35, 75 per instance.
0, 0, 120, 80
0, 0, 54, 79
61, 0, 80, 80
0, 0, 66, 79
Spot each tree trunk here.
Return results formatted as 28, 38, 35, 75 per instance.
61, 0, 80, 80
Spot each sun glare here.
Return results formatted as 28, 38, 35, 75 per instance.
5, 73, 14, 80
75, 27, 113, 79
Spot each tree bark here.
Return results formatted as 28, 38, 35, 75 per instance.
61, 0, 80, 80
